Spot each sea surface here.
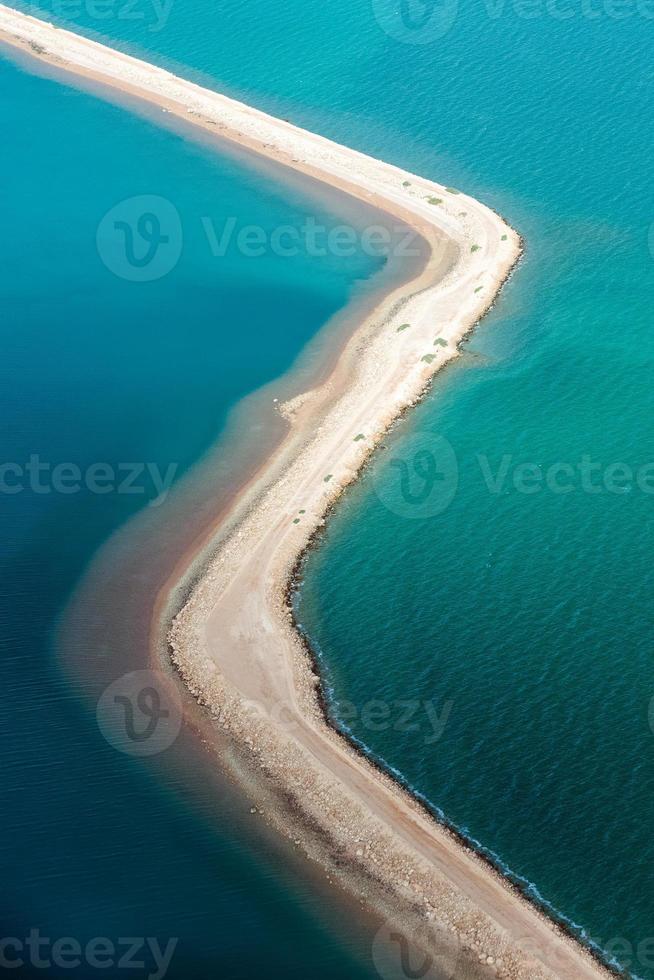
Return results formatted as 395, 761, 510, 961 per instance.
4, 0, 654, 976
0, 51, 393, 980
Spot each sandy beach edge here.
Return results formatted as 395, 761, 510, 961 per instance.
0, 9, 616, 979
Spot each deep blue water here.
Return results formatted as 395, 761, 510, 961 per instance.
4, 0, 654, 976
0, 53, 388, 979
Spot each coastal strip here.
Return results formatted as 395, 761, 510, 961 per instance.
0, 8, 612, 979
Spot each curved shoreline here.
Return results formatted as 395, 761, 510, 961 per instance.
0, 8, 614, 979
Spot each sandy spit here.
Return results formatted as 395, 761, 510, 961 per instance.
0, 7, 615, 978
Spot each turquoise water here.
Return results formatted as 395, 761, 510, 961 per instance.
5, 0, 654, 976
0, 53, 389, 979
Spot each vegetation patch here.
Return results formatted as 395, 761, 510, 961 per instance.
396, 323, 411, 332
354, 434, 366, 441
421, 354, 437, 364
470, 244, 481, 253
433, 337, 448, 347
